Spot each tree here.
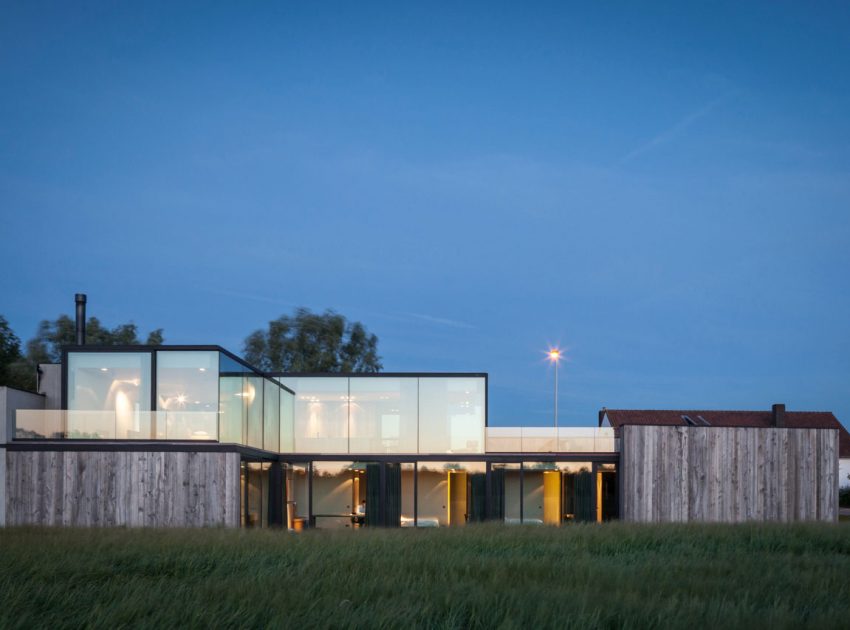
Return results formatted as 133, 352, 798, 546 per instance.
0, 316, 40, 391
26, 315, 165, 363
243, 308, 382, 372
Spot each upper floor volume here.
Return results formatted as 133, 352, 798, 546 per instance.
14, 344, 618, 455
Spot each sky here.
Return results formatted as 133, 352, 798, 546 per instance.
1, 1, 849, 427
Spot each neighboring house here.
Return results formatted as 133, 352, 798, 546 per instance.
0, 304, 842, 527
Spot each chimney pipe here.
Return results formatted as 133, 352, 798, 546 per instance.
75, 293, 87, 345
772, 403, 785, 428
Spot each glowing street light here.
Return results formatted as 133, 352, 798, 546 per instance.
547, 348, 562, 431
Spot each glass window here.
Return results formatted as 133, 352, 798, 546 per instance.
416, 461, 486, 527
491, 463, 521, 523
219, 375, 244, 444
156, 351, 218, 440
400, 463, 415, 527
280, 388, 295, 453
285, 377, 349, 454
245, 375, 264, 449
67, 352, 152, 439
418, 378, 485, 454
349, 378, 418, 453
561, 462, 594, 523
522, 462, 562, 525
312, 461, 360, 529
287, 463, 310, 530
263, 381, 280, 452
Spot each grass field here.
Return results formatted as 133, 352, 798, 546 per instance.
1, 523, 849, 629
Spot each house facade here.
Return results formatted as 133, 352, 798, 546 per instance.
0, 341, 845, 528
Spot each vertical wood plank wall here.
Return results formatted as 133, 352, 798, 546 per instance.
4, 450, 242, 527
621, 426, 838, 523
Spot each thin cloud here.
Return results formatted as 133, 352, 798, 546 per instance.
618, 92, 735, 164
404, 312, 476, 329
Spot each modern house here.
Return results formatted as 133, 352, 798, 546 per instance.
0, 300, 845, 527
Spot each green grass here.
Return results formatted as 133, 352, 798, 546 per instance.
1, 523, 849, 629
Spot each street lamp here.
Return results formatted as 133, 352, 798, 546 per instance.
547, 348, 561, 431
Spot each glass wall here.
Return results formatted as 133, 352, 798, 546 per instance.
156, 350, 218, 440
280, 388, 295, 453
562, 462, 595, 523
219, 354, 248, 444
349, 377, 418, 453
522, 462, 561, 525
492, 463, 522, 523
245, 375, 264, 449
312, 461, 359, 529
264, 379, 280, 452
278, 376, 486, 455
287, 463, 310, 530
282, 377, 349, 453
67, 352, 152, 439
418, 378, 485, 454
416, 461, 486, 527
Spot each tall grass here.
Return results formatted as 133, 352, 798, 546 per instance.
1, 523, 849, 629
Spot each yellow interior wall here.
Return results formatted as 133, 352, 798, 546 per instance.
596, 471, 603, 523
448, 471, 468, 526
543, 471, 561, 525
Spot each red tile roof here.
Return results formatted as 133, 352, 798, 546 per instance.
601, 409, 850, 458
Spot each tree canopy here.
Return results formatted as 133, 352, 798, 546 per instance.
243, 308, 381, 373
0, 314, 164, 392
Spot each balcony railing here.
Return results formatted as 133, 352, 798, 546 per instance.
15, 409, 217, 441
485, 427, 618, 453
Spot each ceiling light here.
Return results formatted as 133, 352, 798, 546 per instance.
100, 368, 108, 372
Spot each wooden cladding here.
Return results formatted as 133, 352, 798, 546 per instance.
621, 426, 838, 523
5, 450, 241, 527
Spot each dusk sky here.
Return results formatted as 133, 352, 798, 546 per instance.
2, 2, 849, 427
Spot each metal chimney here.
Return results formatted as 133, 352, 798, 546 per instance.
772, 403, 786, 428
75, 293, 87, 345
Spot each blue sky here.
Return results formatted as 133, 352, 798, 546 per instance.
2, 2, 849, 427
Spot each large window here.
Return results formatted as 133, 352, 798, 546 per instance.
219, 354, 248, 444
418, 378, 485, 454
349, 378, 418, 453
156, 351, 218, 440
67, 352, 152, 439
264, 380, 280, 452
280, 388, 295, 453
283, 377, 349, 453
245, 375, 264, 449
416, 461, 486, 527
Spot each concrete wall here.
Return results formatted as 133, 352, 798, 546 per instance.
621, 425, 839, 523
5, 449, 241, 527
37, 364, 62, 410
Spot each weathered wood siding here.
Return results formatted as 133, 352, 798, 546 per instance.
621, 426, 838, 523
5, 450, 241, 527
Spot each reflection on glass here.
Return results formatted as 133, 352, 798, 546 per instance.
287, 463, 310, 530
263, 381, 280, 452
67, 352, 152, 439
286, 377, 349, 453
245, 375, 263, 449
312, 461, 360, 529
598, 463, 618, 522
156, 351, 218, 440
280, 389, 295, 453
522, 462, 561, 525
400, 463, 415, 527
561, 462, 594, 523
416, 461, 486, 527
349, 378, 418, 453
492, 463, 521, 523
219, 376, 244, 444
418, 378, 485, 454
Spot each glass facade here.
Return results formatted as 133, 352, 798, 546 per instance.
156, 350, 218, 440
51, 347, 626, 529
67, 352, 152, 439
278, 376, 486, 455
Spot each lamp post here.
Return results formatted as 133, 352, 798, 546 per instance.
547, 348, 561, 431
